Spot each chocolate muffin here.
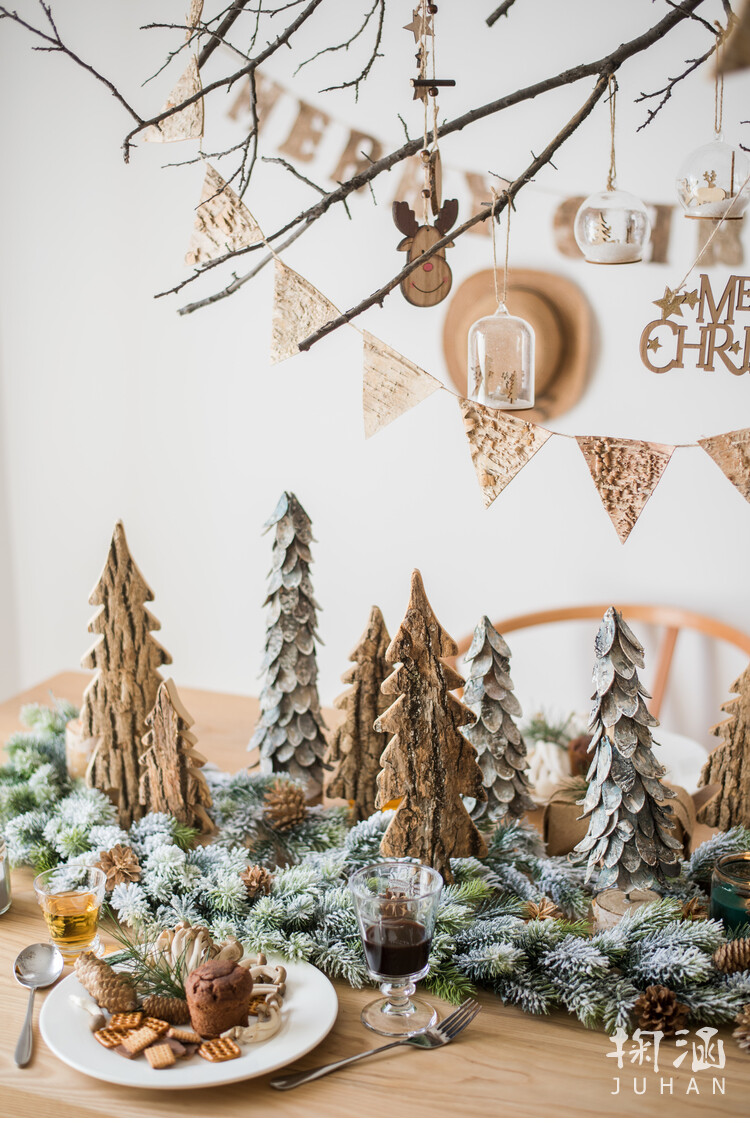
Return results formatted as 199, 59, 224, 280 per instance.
185, 960, 253, 1038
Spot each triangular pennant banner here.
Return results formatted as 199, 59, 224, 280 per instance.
362, 332, 442, 438
143, 56, 203, 143
576, 436, 674, 544
270, 259, 339, 364
185, 0, 204, 40
459, 398, 552, 508
698, 428, 750, 503
185, 163, 264, 266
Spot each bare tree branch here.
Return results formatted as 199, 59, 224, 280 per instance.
487, 0, 519, 28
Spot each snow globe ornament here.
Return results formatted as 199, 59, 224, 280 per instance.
468, 302, 534, 410
676, 138, 750, 219
574, 189, 651, 264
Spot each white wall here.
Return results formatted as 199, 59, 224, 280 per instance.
1, 1, 749, 755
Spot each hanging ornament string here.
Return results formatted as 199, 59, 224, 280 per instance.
714, 26, 725, 136
606, 74, 618, 192
502, 194, 512, 305
489, 187, 501, 306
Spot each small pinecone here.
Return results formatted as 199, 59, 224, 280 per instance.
680, 896, 708, 921
713, 937, 750, 973
142, 994, 190, 1024
96, 844, 142, 892
525, 897, 563, 921
263, 780, 308, 831
75, 952, 138, 1013
733, 1004, 750, 1053
241, 864, 274, 899
632, 985, 690, 1037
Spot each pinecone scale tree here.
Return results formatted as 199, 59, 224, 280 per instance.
698, 662, 750, 829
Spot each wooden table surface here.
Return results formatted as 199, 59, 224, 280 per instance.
0, 672, 748, 1119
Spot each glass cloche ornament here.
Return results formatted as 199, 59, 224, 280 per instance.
574, 189, 651, 264
676, 137, 750, 219
468, 302, 534, 410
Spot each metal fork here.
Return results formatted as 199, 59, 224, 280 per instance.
269, 998, 481, 1090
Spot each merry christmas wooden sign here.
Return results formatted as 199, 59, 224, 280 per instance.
640, 274, 750, 375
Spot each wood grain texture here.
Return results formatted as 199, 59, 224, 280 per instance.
576, 436, 675, 544
140, 678, 213, 832
375, 570, 487, 882
270, 259, 339, 364
362, 331, 441, 438
1, 672, 750, 1117
460, 397, 552, 508
698, 428, 750, 504
326, 606, 392, 821
142, 55, 203, 143
81, 522, 172, 829
699, 662, 750, 829
185, 163, 263, 266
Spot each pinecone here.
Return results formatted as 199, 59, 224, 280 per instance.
713, 937, 750, 973
75, 952, 138, 1013
733, 1004, 750, 1053
632, 985, 690, 1037
96, 844, 142, 892
525, 897, 563, 921
680, 896, 708, 921
240, 864, 274, 899
142, 994, 190, 1024
263, 780, 308, 831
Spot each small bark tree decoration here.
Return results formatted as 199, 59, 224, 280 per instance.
575, 607, 682, 892
326, 606, 393, 821
698, 663, 750, 830
81, 521, 172, 829
375, 569, 487, 883
463, 616, 535, 822
140, 678, 213, 833
249, 492, 328, 798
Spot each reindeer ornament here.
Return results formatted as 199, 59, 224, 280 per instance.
393, 198, 458, 308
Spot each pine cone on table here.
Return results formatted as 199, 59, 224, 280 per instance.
524, 897, 563, 921
632, 985, 690, 1036
75, 952, 138, 1013
263, 780, 308, 831
142, 994, 190, 1024
241, 864, 274, 899
96, 844, 142, 892
713, 937, 750, 973
733, 1004, 750, 1053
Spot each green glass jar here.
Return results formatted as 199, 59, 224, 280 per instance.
710, 852, 750, 934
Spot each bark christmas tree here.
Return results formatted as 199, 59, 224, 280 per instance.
463, 616, 535, 821
375, 569, 487, 883
326, 606, 393, 821
249, 492, 328, 797
140, 678, 213, 833
81, 521, 172, 828
575, 607, 681, 892
698, 662, 750, 830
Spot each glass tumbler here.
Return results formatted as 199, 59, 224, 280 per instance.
349, 861, 443, 1037
34, 864, 106, 961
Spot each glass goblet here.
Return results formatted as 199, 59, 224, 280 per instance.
349, 861, 443, 1037
34, 864, 106, 962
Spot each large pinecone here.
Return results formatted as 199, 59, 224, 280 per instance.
96, 844, 141, 892
142, 994, 190, 1024
75, 952, 138, 1013
263, 780, 308, 831
733, 1004, 750, 1053
713, 937, 750, 973
241, 864, 274, 899
632, 985, 690, 1036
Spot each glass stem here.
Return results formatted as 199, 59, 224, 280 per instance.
380, 980, 416, 1015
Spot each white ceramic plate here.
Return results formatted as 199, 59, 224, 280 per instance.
39, 958, 338, 1089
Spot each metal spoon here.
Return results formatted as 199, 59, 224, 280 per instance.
13, 943, 64, 1067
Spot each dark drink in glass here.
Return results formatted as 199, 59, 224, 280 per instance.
363, 919, 432, 977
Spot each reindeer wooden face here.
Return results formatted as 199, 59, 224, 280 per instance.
393, 199, 458, 308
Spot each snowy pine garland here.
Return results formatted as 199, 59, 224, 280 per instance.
3, 703, 750, 1030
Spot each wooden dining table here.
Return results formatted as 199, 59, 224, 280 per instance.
0, 672, 748, 1118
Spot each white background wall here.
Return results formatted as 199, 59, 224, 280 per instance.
1, 0, 749, 757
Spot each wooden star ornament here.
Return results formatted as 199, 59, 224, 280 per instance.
682, 288, 699, 310
653, 286, 686, 320
404, 10, 432, 41
646, 337, 662, 352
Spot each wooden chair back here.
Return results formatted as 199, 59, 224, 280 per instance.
453, 604, 750, 719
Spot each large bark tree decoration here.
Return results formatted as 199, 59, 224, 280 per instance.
140, 678, 213, 833
575, 607, 682, 892
375, 569, 487, 883
249, 492, 328, 798
81, 522, 172, 828
698, 662, 750, 830
463, 616, 535, 822
326, 606, 393, 821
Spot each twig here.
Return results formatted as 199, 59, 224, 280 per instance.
635, 41, 717, 130
198, 0, 253, 68
487, 0, 519, 28
261, 156, 328, 194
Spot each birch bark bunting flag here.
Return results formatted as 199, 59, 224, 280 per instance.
576, 436, 675, 544
362, 332, 441, 438
185, 164, 264, 265
270, 260, 339, 363
698, 428, 750, 503
140, 678, 213, 833
459, 398, 552, 508
143, 55, 204, 143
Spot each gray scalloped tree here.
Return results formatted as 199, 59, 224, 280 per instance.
249, 492, 328, 798
463, 616, 535, 822
575, 607, 682, 892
